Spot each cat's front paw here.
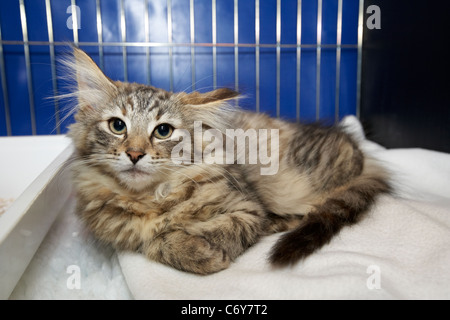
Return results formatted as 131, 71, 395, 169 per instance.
186, 235, 231, 275
149, 230, 231, 275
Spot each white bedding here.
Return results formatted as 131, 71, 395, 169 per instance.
10, 116, 450, 299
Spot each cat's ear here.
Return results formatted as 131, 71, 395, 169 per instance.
178, 88, 240, 107
69, 48, 118, 110
177, 88, 240, 131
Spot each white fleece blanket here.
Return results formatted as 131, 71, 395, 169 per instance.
118, 116, 450, 300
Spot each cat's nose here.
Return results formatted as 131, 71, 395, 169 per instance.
126, 150, 145, 165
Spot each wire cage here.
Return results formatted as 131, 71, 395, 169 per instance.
0, 0, 363, 137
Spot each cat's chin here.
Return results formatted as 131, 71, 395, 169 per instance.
117, 168, 156, 191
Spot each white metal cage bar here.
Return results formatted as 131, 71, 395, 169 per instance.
212, 0, 217, 90
189, 0, 195, 91
356, 0, 365, 119
255, 0, 260, 113
335, 0, 343, 124
167, 0, 173, 92
316, 0, 322, 121
45, 0, 60, 134
144, 0, 150, 84
234, 0, 239, 96
276, 0, 281, 118
296, 0, 302, 122
96, 0, 104, 70
0, 40, 358, 49
120, 0, 128, 82
0, 14, 11, 136
19, 0, 36, 135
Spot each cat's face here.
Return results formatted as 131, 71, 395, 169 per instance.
67, 48, 237, 191
71, 83, 190, 190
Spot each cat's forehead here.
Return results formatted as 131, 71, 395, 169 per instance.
113, 84, 178, 119
119, 85, 170, 108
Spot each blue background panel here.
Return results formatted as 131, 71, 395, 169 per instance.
0, 0, 360, 136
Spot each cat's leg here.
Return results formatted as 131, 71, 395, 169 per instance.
143, 210, 266, 274
144, 229, 231, 274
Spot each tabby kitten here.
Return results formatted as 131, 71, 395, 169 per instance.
66, 48, 390, 274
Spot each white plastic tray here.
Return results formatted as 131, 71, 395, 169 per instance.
0, 135, 73, 299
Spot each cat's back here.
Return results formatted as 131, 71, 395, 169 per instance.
232, 110, 367, 216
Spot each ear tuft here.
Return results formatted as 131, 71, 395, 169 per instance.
175, 88, 240, 133
179, 88, 239, 106
60, 47, 118, 112
72, 48, 117, 94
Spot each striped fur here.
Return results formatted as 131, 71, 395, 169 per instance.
66, 48, 390, 274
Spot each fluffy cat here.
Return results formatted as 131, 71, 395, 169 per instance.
65, 48, 390, 274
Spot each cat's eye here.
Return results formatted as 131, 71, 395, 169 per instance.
153, 123, 173, 140
109, 118, 127, 135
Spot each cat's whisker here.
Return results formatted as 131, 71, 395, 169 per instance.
158, 164, 201, 189
163, 161, 234, 193
169, 159, 245, 192
177, 74, 215, 94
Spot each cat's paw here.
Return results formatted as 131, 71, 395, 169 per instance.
151, 230, 231, 275
186, 235, 231, 275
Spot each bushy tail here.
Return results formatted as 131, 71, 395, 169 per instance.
269, 160, 390, 266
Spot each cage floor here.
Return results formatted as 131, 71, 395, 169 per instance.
0, 135, 74, 299
9, 194, 132, 299
0, 135, 70, 201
